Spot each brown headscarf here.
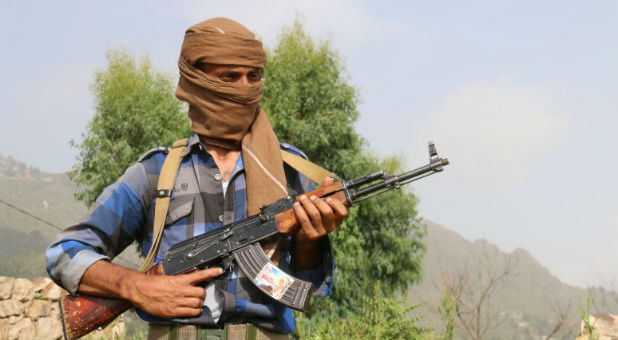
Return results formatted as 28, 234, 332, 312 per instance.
176, 18, 288, 215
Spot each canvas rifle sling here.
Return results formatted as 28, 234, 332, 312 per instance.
280, 150, 336, 184
138, 139, 334, 273
138, 138, 189, 273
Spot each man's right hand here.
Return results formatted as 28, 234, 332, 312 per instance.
79, 260, 223, 318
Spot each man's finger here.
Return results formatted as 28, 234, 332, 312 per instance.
309, 195, 334, 232
326, 197, 348, 229
299, 195, 327, 235
183, 267, 224, 285
294, 200, 319, 239
179, 297, 205, 309
173, 307, 204, 318
183, 285, 207, 298
321, 177, 334, 187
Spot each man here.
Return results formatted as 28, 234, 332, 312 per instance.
46, 17, 346, 340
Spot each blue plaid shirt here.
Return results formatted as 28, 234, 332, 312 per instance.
46, 134, 335, 333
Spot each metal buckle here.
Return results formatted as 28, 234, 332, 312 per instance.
155, 189, 172, 198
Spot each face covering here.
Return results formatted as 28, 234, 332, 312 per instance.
176, 17, 288, 216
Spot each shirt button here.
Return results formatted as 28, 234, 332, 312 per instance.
219, 215, 224, 222
214, 173, 222, 181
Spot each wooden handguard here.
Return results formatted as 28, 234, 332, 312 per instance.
59, 263, 163, 340
58, 183, 347, 340
275, 182, 347, 234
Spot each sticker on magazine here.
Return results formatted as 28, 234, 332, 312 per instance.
253, 262, 294, 300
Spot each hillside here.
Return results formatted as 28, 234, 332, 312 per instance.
0, 155, 141, 278
2, 155, 615, 339
0, 155, 86, 239
408, 221, 617, 339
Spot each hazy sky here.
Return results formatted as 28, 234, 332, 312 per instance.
0, 1, 616, 288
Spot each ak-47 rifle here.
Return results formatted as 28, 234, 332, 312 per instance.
59, 142, 449, 340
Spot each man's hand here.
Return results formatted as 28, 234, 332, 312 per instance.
127, 267, 223, 318
79, 260, 223, 318
293, 177, 348, 269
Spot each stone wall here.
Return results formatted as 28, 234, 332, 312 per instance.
0, 276, 65, 340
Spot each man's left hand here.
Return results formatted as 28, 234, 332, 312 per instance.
293, 177, 348, 269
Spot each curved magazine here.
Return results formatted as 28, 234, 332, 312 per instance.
233, 243, 314, 311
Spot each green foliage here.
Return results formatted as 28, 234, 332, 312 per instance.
262, 21, 361, 174
578, 295, 598, 340
438, 284, 456, 340
263, 21, 424, 318
69, 49, 191, 206
67, 21, 425, 336
295, 283, 430, 340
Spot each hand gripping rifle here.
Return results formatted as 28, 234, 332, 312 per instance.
59, 142, 449, 340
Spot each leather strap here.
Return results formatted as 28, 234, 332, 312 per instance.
139, 138, 189, 273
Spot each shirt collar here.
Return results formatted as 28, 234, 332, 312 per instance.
188, 133, 245, 174
182, 134, 203, 158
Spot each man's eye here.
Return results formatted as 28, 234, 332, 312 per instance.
248, 72, 263, 82
220, 73, 239, 81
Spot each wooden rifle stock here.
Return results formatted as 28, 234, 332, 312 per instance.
57, 143, 448, 340
59, 262, 163, 340
58, 183, 345, 340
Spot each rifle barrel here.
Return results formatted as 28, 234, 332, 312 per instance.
349, 157, 449, 202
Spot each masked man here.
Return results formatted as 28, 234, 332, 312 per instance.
46, 18, 347, 340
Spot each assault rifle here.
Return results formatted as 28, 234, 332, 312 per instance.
59, 142, 449, 340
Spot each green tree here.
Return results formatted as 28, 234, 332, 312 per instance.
262, 21, 425, 319
295, 284, 430, 340
438, 283, 457, 340
70, 22, 427, 338
70, 50, 191, 206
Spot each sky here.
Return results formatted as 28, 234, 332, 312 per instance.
0, 1, 616, 289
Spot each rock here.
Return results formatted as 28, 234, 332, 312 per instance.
11, 279, 34, 302
8, 315, 23, 324
89, 314, 126, 340
578, 313, 618, 340
41, 281, 65, 301
0, 277, 15, 299
25, 299, 52, 319
0, 318, 8, 340
8, 317, 35, 340
35, 317, 63, 340
0, 300, 25, 317
50, 301, 60, 319
31, 277, 52, 293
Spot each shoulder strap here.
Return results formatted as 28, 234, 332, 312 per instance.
280, 150, 336, 184
138, 142, 331, 272
138, 138, 189, 273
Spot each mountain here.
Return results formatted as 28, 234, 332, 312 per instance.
1, 155, 615, 339
407, 220, 617, 339
0, 155, 141, 278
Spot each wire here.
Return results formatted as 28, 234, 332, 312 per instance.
0, 198, 63, 231
0, 198, 140, 268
